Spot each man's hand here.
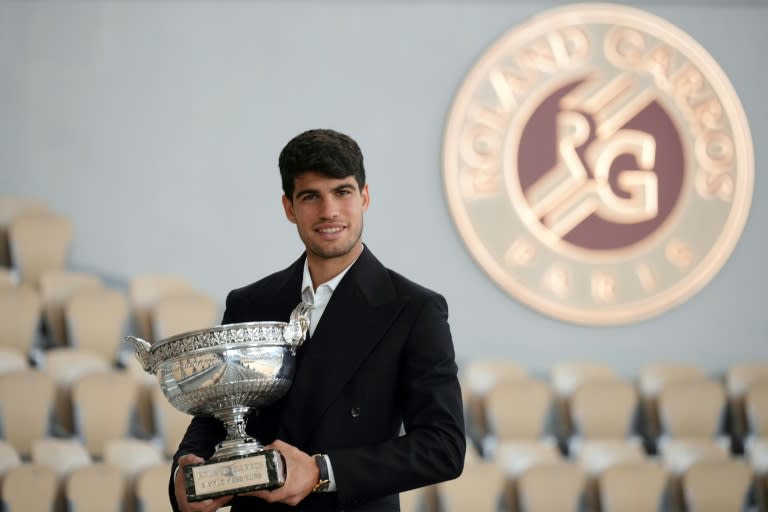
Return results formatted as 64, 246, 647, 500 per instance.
175, 454, 233, 512
241, 439, 320, 506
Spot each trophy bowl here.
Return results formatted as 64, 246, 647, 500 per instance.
126, 302, 312, 501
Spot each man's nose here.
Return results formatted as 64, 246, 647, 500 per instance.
319, 196, 339, 219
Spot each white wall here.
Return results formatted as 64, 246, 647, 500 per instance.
2, 0, 766, 376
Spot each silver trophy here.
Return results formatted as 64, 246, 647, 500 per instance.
126, 302, 312, 502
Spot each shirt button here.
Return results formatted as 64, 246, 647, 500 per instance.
350, 407, 361, 418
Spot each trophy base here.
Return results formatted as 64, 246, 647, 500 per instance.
184, 448, 286, 502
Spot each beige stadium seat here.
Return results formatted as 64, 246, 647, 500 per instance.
657, 379, 728, 466
437, 460, 506, 511
599, 460, 668, 512
0, 196, 48, 268
0, 370, 55, 458
550, 361, 619, 443
32, 438, 92, 477
483, 377, 556, 459
568, 379, 640, 455
0, 347, 28, 374
104, 438, 165, 512
39, 270, 103, 347
71, 371, 139, 458
683, 459, 752, 512
0, 268, 16, 287
577, 439, 646, 477
124, 356, 160, 437
8, 211, 73, 288
41, 348, 111, 434
1, 463, 59, 512
639, 363, 707, 443
103, 438, 164, 478
153, 384, 191, 457
0, 440, 21, 494
0, 285, 42, 360
746, 382, 768, 509
462, 359, 528, 445
151, 290, 220, 341
727, 363, 768, 444
516, 461, 586, 512
66, 462, 126, 512
577, 440, 647, 512
129, 274, 195, 343
136, 462, 173, 512
65, 287, 129, 364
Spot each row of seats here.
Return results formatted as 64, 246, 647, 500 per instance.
0, 366, 187, 459
1, 270, 220, 356
1, 453, 170, 512
407, 454, 761, 511
462, 360, 768, 454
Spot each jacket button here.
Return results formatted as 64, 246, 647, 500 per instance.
350, 407, 360, 418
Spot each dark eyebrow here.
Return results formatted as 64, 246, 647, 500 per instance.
294, 188, 320, 199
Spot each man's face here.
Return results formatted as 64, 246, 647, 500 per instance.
282, 172, 369, 263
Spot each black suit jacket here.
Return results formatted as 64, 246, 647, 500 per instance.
171, 247, 465, 511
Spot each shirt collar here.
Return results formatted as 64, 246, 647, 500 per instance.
301, 251, 360, 299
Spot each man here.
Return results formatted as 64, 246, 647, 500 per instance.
171, 129, 465, 511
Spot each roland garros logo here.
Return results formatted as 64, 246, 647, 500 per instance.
442, 4, 753, 325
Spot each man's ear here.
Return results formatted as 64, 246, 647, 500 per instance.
282, 195, 297, 224
361, 183, 370, 212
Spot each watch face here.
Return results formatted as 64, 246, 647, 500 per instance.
442, 3, 753, 325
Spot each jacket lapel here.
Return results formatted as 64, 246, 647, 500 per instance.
278, 247, 404, 446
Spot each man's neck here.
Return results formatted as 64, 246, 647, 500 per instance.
307, 243, 364, 289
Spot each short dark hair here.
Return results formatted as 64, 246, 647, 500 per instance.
278, 129, 366, 199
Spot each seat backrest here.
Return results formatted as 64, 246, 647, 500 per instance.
486, 378, 553, 441
128, 274, 194, 343
65, 288, 129, 363
0, 196, 48, 267
31, 438, 92, 477
41, 348, 111, 434
683, 459, 752, 512
151, 291, 220, 340
0, 440, 21, 477
551, 361, 618, 397
599, 461, 667, 512
437, 460, 506, 511
0, 268, 15, 287
39, 270, 103, 347
153, 385, 191, 458
1, 463, 59, 512
0, 285, 41, 355
658, 380, 726, 438
747, 382, 768, 437
570, 379, 638, 440
462, 359, 529, 443
576, 439, 646, 476
71, 371, 138, 458
517, 462, 586, 512
638, 363, 708, 441
0, 347, 28, 375
8, 211, 73, 287
135, 463, 173, 512
66, 463, 126, 512
727, 364, 768, 440
0, 370, 55, 457
103, 438, 164, 478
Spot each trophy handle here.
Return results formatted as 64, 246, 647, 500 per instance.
285, 302, 313, 347
124, 335, 155, 373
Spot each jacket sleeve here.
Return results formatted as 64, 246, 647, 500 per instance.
326, 293, 466, 506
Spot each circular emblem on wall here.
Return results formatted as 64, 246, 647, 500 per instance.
442, 3, 753, 325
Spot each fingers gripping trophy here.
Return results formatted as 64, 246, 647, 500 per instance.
126, 302, 313, 502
